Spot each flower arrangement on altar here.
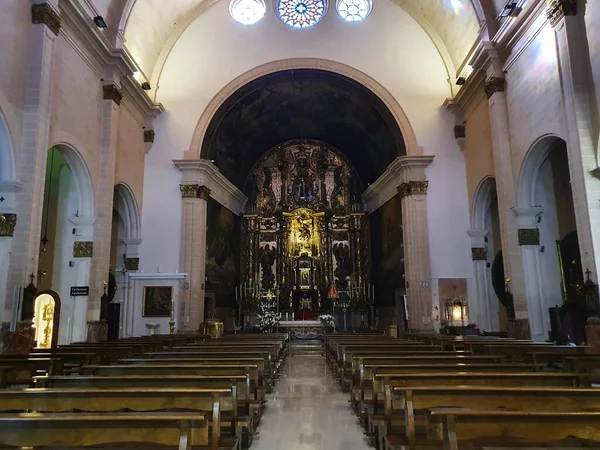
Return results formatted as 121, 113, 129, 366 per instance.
319, 314, 335, 328
256, 303, 281, 332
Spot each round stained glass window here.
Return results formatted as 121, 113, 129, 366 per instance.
336, 0, 371, 21
277, 0, 326, 28
230, 0, 267, 24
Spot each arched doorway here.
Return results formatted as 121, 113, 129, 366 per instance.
37, 145, 94, 344
0, 109, 16, 324
470, 177, 503, 332
518, 136, 580, 341
107, 183, 141, 340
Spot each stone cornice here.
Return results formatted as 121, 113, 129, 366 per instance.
546, 0, 577, 26
362, 155, 434, 213
32, 3, 61, 36
173, 159, 247, 215
59, 0, 163, 122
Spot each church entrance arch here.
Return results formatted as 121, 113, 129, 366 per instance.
37, 144, 94, 344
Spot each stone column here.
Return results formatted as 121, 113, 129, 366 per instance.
86, 80, 122, 340
482, 43, 530, 324
121, 238, 141, 338
548, 0, 600, 283
396, 156, 434, 330
467, 229, 494, 332
178, 183, 211, 331
514, 207, 545, 341
5, 2, 60, 321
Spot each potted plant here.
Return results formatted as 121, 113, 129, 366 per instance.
256, 304, 281, 333
319, 314, 335, 332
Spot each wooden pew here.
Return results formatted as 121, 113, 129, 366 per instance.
0, 366, 12, 388
0, 388, 240, 450
382, 385, 600, 450
0, 357, 63, 384
422, 409, 600, 450
0, 411, 236, 450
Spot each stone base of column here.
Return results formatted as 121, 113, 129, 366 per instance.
86, 320, 108, 342
0, 321, 35, 355
585, 319, 600, 354
506, 319, 531, 340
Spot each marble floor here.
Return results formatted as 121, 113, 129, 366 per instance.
253, 354, 371, 450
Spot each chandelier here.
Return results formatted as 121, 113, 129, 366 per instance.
229, 0, 372, 27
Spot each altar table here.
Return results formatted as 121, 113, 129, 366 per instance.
279, 320, 325, 339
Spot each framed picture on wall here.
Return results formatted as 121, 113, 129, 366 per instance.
143, 286, 172, 317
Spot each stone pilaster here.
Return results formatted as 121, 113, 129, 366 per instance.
513, 207, 546, 341
467, 229, 496, 332
548, 1, 600, 286
87, 79, 122, 331
482, 42, 529, 322
395, 156, 434, 330
121, 237, 141, 337
5, 1, 59, 322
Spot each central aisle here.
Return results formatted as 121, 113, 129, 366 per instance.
253, 354, 371, 450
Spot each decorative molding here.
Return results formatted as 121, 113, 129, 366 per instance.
143, 129, 155, 143
123, 257, 140, 271
102, 84, 123, 106
180, 184, 199, 198
73, 241, 93, 258
31, 3, 61, 36
173, 159, 247, 215
518, 228, 540, 246
398, 181, 429, 198
471, 247, 488, 261
197, 185, 211, 200
484, 77, 506, 98
453, 125, 466, 139
128, 273, 187, 280
546, 0, 577, 25
0, 214, 17, 237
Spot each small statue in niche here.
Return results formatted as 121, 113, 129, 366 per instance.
260, 244, 276, 289
333, 243, 352, 286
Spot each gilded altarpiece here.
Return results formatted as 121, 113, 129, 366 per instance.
240, 140, 371, 313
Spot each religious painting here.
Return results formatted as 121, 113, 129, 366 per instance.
371, 194, 404, 306
143, 286, 172, 317
206, 198, 240, 308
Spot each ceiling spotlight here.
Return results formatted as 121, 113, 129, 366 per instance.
93, 16, 107, 28
141, 82, 151, 91
500, 2, 520, 18
456, 77, 466, 86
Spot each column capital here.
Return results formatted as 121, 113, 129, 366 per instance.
123, 257, 139, 271
518, 228, 540, 246
197, 185, 211, 200
485, 76, 506, 99
467, 229, 488, 247
546, 0, 577, 26
472, 247, 488, 261
102, 84, 123, 106
73, 241, 94, 258
180, 183, 199, 198
0, 214, 17, 237
31, 3, 61, 36
397, 180, 429, 198
143, 129, 155, 143
512, 206, 543, 227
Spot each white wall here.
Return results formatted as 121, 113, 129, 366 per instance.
140, 0, 474, 322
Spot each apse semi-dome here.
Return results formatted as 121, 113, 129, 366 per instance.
276, 0, 327, 28
336, 0, 372, 22
229, 0, 267, 24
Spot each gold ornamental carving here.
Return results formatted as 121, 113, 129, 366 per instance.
471, 247, 488, 261
73, 241, 93, 258
546, 0, 577, 25
197, 185, 211, 200
31, 3, 61, 36
102, 84, 123, 106
0, 214, 17, 237
518, 228, 540, 246
485, 77, 506, 99
397, 181, 429, 198
180, 184, 199, 198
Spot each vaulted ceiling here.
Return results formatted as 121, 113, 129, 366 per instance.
91, 0, 491, 89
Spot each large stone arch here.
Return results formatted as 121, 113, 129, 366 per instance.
114, 183, 141, 240
0, 107, 15, 183
187, 58, 421, 160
